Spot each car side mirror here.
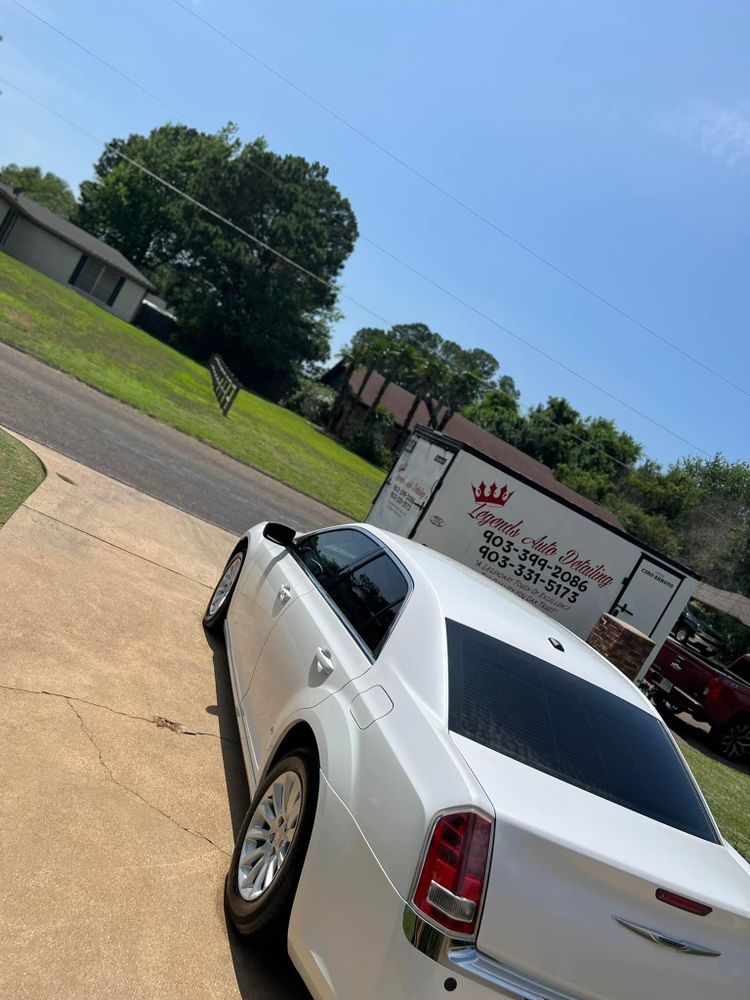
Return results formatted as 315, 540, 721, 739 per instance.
263, 522, 296, 547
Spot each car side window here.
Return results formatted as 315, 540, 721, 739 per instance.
295, 528, 379, 582
325, 553, 409, 655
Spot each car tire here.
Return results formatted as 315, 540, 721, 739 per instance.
711, 717, 750, 761
224, 750, 318, 939
203, 547, 245, 633
674, 627, 690, 644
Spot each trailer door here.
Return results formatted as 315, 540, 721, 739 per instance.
609, 555, 685, 637
367, 432, 456, 537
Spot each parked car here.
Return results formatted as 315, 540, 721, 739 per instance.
646, 638, 750, 760
205, 521, 750, 1000
671, 606, 727, 659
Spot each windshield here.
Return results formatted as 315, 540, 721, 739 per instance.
446, 620, 719, 843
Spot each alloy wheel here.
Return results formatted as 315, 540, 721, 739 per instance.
721, 721, 750, 760
237, 771, 303, 901
209, 554, 243, 617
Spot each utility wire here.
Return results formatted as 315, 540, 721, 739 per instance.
362, 235, 710, 456
0, 76, 390, 327
9, 0, 722, 454
166, 0, 749, 402
0, 73, 714, 457
2, 5, 723, 456
10, 0, 194, 127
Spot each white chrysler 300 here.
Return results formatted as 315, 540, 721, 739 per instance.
203, 520, 750, 1000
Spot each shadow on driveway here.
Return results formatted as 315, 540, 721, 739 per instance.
206, 632, 310, 1000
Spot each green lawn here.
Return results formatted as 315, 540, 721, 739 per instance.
0, 427, 45, 526
0, 253, 384, 518
680, 741, 750, 860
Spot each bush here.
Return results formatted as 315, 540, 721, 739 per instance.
284, 378, 336, 425
347, 407, 394, 469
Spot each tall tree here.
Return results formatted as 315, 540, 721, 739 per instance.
462, 375, 523, 443
0, 164, 76, 219
668, 456, 750, 593
77, 124, 358, 398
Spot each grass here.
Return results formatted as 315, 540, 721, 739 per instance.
0, 253, 385, 518
680, 740, 750, 860
0, 427, 45, 526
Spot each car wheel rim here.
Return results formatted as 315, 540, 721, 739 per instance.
237, 770, 303, 901
209, 554, 242, 616
722, 723, 750, 759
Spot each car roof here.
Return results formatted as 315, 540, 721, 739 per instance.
360, 523, 652, 712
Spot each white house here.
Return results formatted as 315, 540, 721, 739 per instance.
0, 182, 154, 323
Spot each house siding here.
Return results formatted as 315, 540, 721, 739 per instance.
1, 210, 147, 323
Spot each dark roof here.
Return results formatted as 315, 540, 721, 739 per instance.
0, 182, 154, 290
342, 365, 624, 530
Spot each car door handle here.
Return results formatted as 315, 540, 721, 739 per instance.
315, 647, 334, 676
278, 584, 293, 604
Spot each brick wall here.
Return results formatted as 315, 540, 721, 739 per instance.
587, 613, 654, 682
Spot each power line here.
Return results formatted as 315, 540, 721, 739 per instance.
166, 0, 749, 402
0, 74, 715, 458
1, 7, 724, 456
0, 77, 390, 327
361, 235, 711, 456
10, 0, 194, 127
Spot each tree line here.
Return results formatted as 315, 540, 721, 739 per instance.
333, 322, 750, 604
3, 128, 748, 604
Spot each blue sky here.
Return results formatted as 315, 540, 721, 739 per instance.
2, 0, 749, 468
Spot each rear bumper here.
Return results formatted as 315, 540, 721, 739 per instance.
645, 671, 708, 721
404, 909, 581, 1000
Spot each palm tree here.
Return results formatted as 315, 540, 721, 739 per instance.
437, 370, 483, 431
363, 340, 415, 427
396, 355, 449, 446
327, 329, 383, 431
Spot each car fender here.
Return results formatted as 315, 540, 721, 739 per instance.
270, 681, 492, 899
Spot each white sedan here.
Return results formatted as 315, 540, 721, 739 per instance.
203, 521, 750, 999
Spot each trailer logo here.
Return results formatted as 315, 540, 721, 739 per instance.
471, 481, 514, 507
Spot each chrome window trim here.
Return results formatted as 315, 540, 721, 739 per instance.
290, 526, 414, 661
403, 906, 581, 999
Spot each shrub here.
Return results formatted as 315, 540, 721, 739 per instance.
285, 378, 336, 425
347, 407, 394, 469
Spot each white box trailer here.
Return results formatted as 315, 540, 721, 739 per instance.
367, 426, 698, 674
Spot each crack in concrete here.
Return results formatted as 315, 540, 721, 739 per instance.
65, 698, 231, 858
0, 682, 240, 745
21, 502, 215, 590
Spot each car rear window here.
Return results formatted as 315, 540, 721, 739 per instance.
446, 620, 719, 843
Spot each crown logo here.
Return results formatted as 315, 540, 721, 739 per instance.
472, 481, 514, 506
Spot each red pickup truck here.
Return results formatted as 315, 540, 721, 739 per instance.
645, 638, 750, 761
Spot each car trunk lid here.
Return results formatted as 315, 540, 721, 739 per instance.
452, 733, 750, 1000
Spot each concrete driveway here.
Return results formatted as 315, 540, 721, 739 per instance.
0, 433, 309, 999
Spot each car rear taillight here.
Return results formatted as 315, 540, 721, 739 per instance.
656, 888, 712, 916
412, 810, 492, 937
703, 677, 723, 703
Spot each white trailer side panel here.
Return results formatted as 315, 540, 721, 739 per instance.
408, 450, 696, 651
367, 434, 456, 536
